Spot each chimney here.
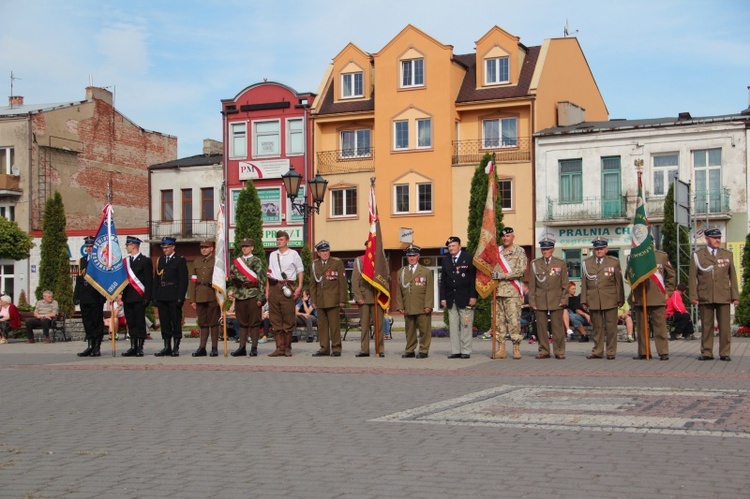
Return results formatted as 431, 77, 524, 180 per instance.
203, 139, 223, 155
9, 95, 24, 107
85, 86, 113, 106
677, 112, 692, 121
557, 101, 586, 126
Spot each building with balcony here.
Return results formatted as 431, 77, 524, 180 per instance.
534, 110, 750, 285
221, 82, 315, 251
311, 25, 608, 302
0, 87, 176, 302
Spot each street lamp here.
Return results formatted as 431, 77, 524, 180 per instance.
282, 165, 328, 219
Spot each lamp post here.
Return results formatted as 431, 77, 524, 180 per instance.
281, 165, 328, 247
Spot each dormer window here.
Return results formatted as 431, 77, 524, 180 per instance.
342, 72, 364, 98
401, 58, 424, 88
485, 56, 509, 85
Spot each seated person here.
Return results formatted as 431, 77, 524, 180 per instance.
666, 283, 694, 340
295, 289, 317, 343
563, 281, 591, 342
259, 302, 270, 344
520, 281, 537, 342
225, 290, 240, 340
104, 294, 127, 340
0, 295, 22, 343
25, 290, 59, 343
383, 311, 393, 340
617, 302, 634, 343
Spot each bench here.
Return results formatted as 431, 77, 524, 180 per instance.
340, 307, 363, 341
17, 312, 69, 342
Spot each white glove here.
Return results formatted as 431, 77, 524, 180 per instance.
491, 270, 505, 280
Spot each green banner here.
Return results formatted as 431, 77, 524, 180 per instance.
626, 177, 657, 287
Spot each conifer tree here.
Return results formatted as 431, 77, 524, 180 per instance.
36, 192, 74, 315
233, 181, 265, 263
734, 232, 750, 327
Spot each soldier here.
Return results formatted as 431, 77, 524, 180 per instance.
75, 236, 107, 356
440, 236, 477, 359
229, 238, 266, 357
689, 227, 739, 361
265, 231, 304, 357
491, 227, 528, 360
351, 242, 388, 358
629, 247, 675, 361
529, 238, 569, 359
152, 236, 189, 357
580, 238, 624, 360
396, 245, 434, 359
310, 240, 348, 357
190, 240, 221, 357
121, 236, 152, 357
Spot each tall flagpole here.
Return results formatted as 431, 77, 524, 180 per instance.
641, 286, 651, 360
107, 183, 116, 357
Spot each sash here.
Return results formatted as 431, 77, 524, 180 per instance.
498, 251, 523, 297
650, 271, 666, 295
234, 257, 259, 283
124, 257, 146, 297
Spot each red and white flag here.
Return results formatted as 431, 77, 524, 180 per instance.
362, 182, 391, 310
473, 162, 500, 298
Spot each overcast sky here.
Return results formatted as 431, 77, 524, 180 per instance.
2, 0, 748, 157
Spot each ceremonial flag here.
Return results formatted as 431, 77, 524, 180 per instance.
473, 161, 501, 298
362, 182, 391, 310
84, 204, 128, 301
626, 171, 658, 288
212, 204, 227, 308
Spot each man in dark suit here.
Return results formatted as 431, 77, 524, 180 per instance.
75, 236, 107, 357
152, 236, 189, 357
529, 238, 569, 359
121, 236, 152, 357
440, 236, 477, 359
689, 227, 739, 361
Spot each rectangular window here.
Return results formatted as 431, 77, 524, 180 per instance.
287, 118, 304, 155
341, 72, 364, 98
0, 147, 14, 174
394, 121, 409, 150
229, 123, 246, 159
416, 118, 432, 148
485, 56, 509, 84
693, 148, 722, 212
253, 120, 280, 158
0, 264, 14, 300
394, 184, 409, 213
482, 118, 517, 148
401, 58, 424, 87
498, 178, 513, 211
563, 249, 581, 279
182, 189, 193, 237
652, 153, 679, 196
340, 129, 371, 158
417, 183, 432, 212
559, 159, 583, 203
161, 190, 173, 222
330, 187, 357, 217
201, 188, 214, 221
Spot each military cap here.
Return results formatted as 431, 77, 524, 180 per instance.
315, 240, 330, 252
445, 236, 461, 246
84, 235, 96, 246
200, 240, 214, 247
125, 236, 142, 246
240, 238, 254, 247
160, 236, 176, 247
405, 245, 421, 256
501, 227, 514, 235
539, 238, 555, 249
704, 227, 722, 238
592, 238, 608, 249
275, 230, 289, 239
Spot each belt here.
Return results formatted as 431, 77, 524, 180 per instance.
240, 282, 259, 289
160, 281, 175, 287
268, 277, 292, 285
198, 282, 212, 287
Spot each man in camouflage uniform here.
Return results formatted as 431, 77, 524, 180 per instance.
190, 240, 221, 357
310, 240, 348, 357
529, 238, 569, 359
491, 227, 528, 359
229, 238, 266, 357
396, 245, 434, 359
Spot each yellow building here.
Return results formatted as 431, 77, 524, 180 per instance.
311, 25, 607, 302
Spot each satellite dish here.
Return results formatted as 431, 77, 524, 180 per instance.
11, 164, 20, 175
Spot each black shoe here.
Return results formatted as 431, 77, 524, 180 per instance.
77, 341, 93, 357
90, 339, 102, 357
249, 347, 257, 357
579, 336, 590, 343
312, 351, 329, 357
659, 354, 669, 361
416, 353, 429, 359
331, 352, 341, 357
209, 348, 219, 357
461, 354, 471, 359
154, 340, 171, 357
231, 347, 247, 357
378, 353, 385, 358
135, 338, 144, 357
447, 353, 461, 359
355, 352, 370, 357
306, 337, 314, 343
698, 355, 714, 361
192, 347, 207, 357
171, 339, 180, 357
720, 356, 731, 362
401, 352, 416, 358
121, 347, 137, 357
632, 355, 647, 360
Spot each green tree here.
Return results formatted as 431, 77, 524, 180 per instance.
36, 192, 74, 316
0, 217, 34, 260
233, 181, 265, 262
734, 232, 750, 327
300, 245, 313, 291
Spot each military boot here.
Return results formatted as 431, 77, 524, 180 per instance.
121, 338, 137, 357
512, 343, 522, 359
90, 338, 102, 357
491, 340, 507, 359
171, 338, 181, 357
268, 333, 284, 357
135, 338, 145, 357
77, 339, 93, 357
154, 339, 172, 357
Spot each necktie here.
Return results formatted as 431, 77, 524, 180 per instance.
597, 258, 602, 265
452, 257, 457, 266
410, 265, 415, 274
545, 258, 550, 265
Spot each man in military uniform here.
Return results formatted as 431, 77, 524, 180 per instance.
529, 238, 569, 359
440, 236, 477, 359
689, 227, 739, 361
351, 242, 389, 358
266, 231, 304, 357
75, 236, 107, 357
310, 241, 348, 357
491, 227, 528, 360
152, 236, 189, 357
397, 245, 434, 358
190, 241, 221, 357
629, 247, 675, 361
121, 236, 152, 357
580, 238, 624, 360
229, 238, 266, 357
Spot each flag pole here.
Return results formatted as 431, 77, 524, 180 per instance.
491, 293, 497, 357
641, 286, 651, 360
110, 300, 116, 357
223, 308, 228, 357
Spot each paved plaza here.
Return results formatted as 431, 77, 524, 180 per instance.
0, 334, 748, 498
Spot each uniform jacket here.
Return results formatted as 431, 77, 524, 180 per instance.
529, 256, 569, 311
688, 246, 739, 304
74, 256, 106, 305
122, 253, 153, 304
396, 264, 434, 315
351, 256, 375, 305
580, 255, 624, 310
439, 250, 477, 309
629, 250, 675, 307
153, 253, 189, 302
229, 254, 266, 301
310, 257, 348, 309
496, 244, 528, 298
190, 254, 217, 304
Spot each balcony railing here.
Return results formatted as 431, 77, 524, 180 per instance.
452, 138, 531, 166
149, 220, 216, 241
694, 188, 730, 214
316, 148, 375, 175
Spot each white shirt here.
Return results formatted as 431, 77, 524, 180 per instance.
268, 248, 304, 281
